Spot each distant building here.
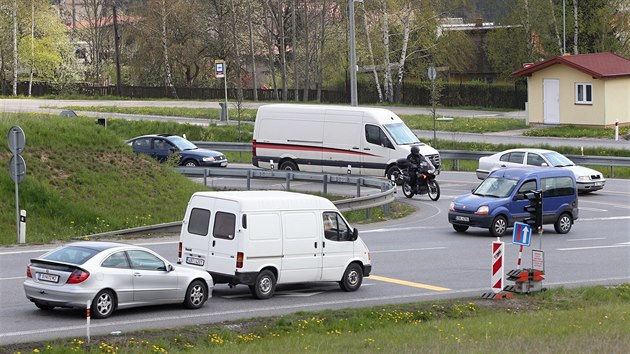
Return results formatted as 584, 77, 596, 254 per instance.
438, 17, 513, 83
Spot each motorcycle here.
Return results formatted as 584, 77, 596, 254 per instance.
394, 157, 440, 201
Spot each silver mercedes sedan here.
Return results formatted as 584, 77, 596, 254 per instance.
24, 241, 214, 319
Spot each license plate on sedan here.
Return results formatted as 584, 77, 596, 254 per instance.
455, 216, 470, 222
186, 257, 205, 266
220, 162, 227, 167
37, 273, 59, 283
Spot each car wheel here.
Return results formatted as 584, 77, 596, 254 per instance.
183, 160, 199, 167
386, 166, 402, 185
339, 263, 363, 292
279, 160, 298, 171
34, 301, 54, 311
554, 213, 573, 234
91, 289, 115, 319
402, 181, 414, 198
251, 270, 276, 299
453, 224, 469, 233
489, 216, 508, 237
183, 280, 207, 309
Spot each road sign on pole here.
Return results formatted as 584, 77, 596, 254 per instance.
214, 59, 225, 78
8, 126, 25, 154
512, 222, 532, 247
9, 154, 26, 184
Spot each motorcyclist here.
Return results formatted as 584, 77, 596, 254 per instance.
406, 146, 423, 190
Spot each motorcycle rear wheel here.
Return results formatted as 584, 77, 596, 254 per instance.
428, 180, 440, 201
402, 181, 415, 198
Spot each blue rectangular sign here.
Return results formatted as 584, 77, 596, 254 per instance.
512, 222, 532, 246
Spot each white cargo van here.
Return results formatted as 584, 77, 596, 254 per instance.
252, 104, 440, 180
177, 191, 372, 299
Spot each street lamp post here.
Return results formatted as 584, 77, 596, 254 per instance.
349, 0, 362, 106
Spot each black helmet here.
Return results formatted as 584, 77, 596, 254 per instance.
410, 146, 420, 156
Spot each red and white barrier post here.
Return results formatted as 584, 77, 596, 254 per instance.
491, 238, 504, 294
86, 300, 91, 343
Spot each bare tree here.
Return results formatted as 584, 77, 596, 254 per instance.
247, 1, 257, 101
229, 0, 243, 103
28, 0, 34, 96
315, 0, 328, 102
394, 1, 413, 103
160, 0, 177, 98
292, 0, 298, 101
360, 2, 383, 103
380, 0, 393, 103
573, 0, 578, 54
301, 1, 310, 102
548, 0, 563, 55
12, 0, 17, 95
81, 0, 112, 83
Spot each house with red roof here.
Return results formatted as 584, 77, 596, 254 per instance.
513, 52, 630, 127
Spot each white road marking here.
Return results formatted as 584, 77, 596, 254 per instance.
558, 243, 630, 251
579, 207, 608, 212
578, 216, 630, 222
566, 237, 606, 242
371, 247, 447, 253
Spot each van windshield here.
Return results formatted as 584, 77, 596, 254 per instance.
383, 123, 421, 145
474, 177, 518, 198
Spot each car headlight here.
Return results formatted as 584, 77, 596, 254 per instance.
202, 156, 216, 162
576, 175, 590, 182
475, 206, 489, 215
449, 202, 455, 211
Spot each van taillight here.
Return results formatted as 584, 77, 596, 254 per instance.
26, 265, 32, 278
67, 269, 90, 284
178, 241, 183, 258
236, 252, 244, 268
252, 139, 257, 156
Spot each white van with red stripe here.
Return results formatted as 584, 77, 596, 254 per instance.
177, 191, 372, 299
252, 104, 440, 180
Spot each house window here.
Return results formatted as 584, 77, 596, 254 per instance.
575, 83, 592, 104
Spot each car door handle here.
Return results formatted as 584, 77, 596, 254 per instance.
352, 146, 360, 150
133, 272, 142, 277
314, 242, 317, 248
212, 240, 216, 247
363, 147, 371, 150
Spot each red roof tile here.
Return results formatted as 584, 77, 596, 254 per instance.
513, 52, 630, 79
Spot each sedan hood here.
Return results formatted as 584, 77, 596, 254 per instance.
181, 148, 224, 158
561, 165, 603, 179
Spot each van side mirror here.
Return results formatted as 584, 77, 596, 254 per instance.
351, 228, 358, 241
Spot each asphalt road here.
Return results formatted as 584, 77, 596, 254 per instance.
1, 171, 628, 345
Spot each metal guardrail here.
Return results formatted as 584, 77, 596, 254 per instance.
176, 167, 396, 213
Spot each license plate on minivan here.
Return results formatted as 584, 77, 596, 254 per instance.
455, 216, 469, 222
186, 257, 205, 266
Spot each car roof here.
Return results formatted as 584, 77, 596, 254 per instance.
130, 134, 178, 140
488, 166, 575, 180
501, 148, 556, 154
64, 241, 134, 252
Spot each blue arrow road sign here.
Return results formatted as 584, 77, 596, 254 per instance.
512, 222, 532, 246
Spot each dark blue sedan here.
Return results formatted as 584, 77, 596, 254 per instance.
126, 134, 228, 167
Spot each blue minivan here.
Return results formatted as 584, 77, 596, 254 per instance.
448, 167, 579, 237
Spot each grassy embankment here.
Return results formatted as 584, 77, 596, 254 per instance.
3, 284, 628, 353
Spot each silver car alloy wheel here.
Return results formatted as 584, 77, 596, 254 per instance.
96, 292, 113, 316
189, 283, 205, 306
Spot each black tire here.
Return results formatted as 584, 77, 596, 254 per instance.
339, 263, 363, 292
428, 180, 440, 201
91, 289, 116, 319
453, 224, 469, 233
386, 166, 402, 185
183, 280, 207, 309
554, 213, 573, 234
34, 301, 54, 311
402, 181, 415, 198
489, 216, 508, 237
279, 160, 298, 171
183, 159, 199, 167
251, 270, 276, 299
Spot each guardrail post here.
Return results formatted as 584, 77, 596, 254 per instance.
286, 172, 291, 190
610, 165, 614, 178
456, 159, 460, 171
356, 178, 362, 197
247, 169, 252, 190
203, 168, 208, 187
382, 184, 390, 215
323, 175, 328, 194
366, 207, 371, 219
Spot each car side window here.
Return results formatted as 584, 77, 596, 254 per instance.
508, 152, 525, 164
542, 176, 574, 197
365, 124, 393, 149
517, 180, 537, 194
153, 139, 169, 151
102, 251, 130, 269
127, 250, 167, 271
499, 153, 510, 162
133, 138, 151, 149
323, 212, 351, 242
526, 153, 545, 166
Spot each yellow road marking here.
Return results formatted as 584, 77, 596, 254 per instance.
369, 275, 451, 291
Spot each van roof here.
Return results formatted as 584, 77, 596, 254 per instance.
190, 191, 337, 211
257, 103, 400, 119
488, 167, 575, 180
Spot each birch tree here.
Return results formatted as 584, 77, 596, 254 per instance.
247, 1, 258, 101
159, 0, 177, 98
360, 2, 383, 103
380, 0, 393, 103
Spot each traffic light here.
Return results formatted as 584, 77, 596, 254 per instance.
523, 190, 543, 230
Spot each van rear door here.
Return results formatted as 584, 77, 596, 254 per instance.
180, 196, 215, 269
205, 198, 240, 276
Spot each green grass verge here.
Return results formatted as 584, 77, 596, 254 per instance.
3, 284, 628, 353
52, 105, 258, 122
524, 124, 630, 139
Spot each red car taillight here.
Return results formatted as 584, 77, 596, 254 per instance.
236, 252, 244, 268
66, 269, 90, 284
26, 265, 32, 278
